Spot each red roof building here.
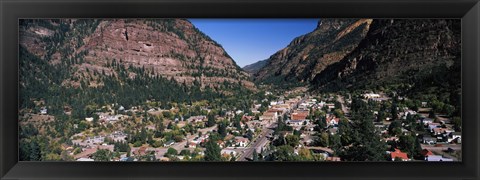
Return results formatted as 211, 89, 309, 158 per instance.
390, 148, 410, 161
420, 149, 434, 157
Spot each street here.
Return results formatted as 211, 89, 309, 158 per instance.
237, 124, 275, 161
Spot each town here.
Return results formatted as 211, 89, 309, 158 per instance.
22, 89, 462, 162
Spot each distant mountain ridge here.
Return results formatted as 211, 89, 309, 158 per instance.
242, 59, 268, 74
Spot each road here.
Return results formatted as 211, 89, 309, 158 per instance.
237, 124, 275, 161
420, 144, 462, 151
305, 146, 334, 154
336, 95, 350, 115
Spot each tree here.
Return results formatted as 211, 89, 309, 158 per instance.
218, 121, 227, 138
398, 135, 420, 159
329, 134, 342, 156
341, 100, 386, 161
252, 150, 258, 161
91, 149, 111, 161
391, 101, 398, 120
388, 121, 402, 137
316, 132, 330, 147
273, 145, 296, 161
180, 149, 191, 156
452, 116, 462, 131
246, 130, 254, 141
333, 109, 344, 118
273, 133, 286, 146
29, 140, 42, 161
140, 127, 147, 143
44, 153, 62, 161
285, 134, 300, 148
298, 148, 313, 161
165, 147, 178, 157
316, 116, 326, 129
338, 118, 352, 146
207, 114, 216, 127
204, 136, 222, 161
428, 110, 436, 119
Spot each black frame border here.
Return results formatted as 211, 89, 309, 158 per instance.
1, 0, 479, 180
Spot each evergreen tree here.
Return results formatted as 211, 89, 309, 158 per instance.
207, 113, 215, 127
29, 140, 42, 161
204, 136, 222, 161
252, 149, 258, 161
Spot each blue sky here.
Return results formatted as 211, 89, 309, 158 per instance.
188, 19, 319, 67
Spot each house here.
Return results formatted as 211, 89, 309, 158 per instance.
291, 110, 309, 121
216, 140, 226, 148
384, 136, 399, 142
420, 149, 434, 160
325, 103, 335, 110
428, 123, 441, 132
164, 140, 175, 147
268, 108, 286, 115
390, 149, 410, 161
363, 93, 381, 99
273, 104, 291, 109
40, 108, 48, 115
426, 155, 453, 161
326, 114, 340, 126
270, 101, 279, 106
421, 102, 428, 107
423, 136, 437, 144
76, 157, 94, 161
221, 149, 237, 157
187, 116, 206, 123
234, 136, 249, 147
325, 156, 341, 161
328, 127, 338, 135
260, 112, 277, 121
85, 117, 94, 122
291, 113, 308, 121
405, 110, 417, 116
450, 132, 462, 143
235, 110, 244, 115
432, 128, 447, 135
242, 115, 255, 122
133, 146, 147, 156
286, 119, 307, 126
422, 118, 434, 125
188, 141, 198, 148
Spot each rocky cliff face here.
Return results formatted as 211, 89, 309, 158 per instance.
312, 19, 461, 94
253, 19, 373, 85
20, 19, 254, 90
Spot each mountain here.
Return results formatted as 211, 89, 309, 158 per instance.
253, 19, 373, 86
19, 19, 255, 113
20, 19, 254, 90
312, 19, 461, 101
253, 18, 460, 107
242, 59, 268, 74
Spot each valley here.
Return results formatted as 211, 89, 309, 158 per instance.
19, 18, 461, 162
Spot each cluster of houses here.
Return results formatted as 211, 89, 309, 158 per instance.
361, 92, 461, 161
421, 118, 461, 145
